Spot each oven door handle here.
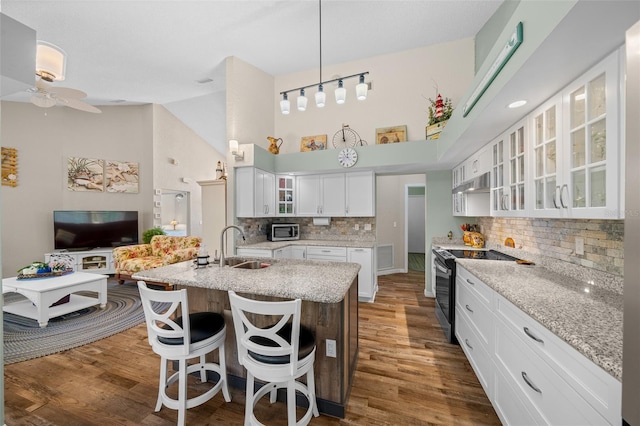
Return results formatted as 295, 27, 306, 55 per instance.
435, 263, 450, 274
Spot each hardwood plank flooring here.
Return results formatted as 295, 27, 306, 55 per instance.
4, 271, 500, 425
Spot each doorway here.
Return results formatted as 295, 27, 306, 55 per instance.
160, 190, 190, 236
405, 185, 426, 272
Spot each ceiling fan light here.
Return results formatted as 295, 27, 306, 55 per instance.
36, 41, 67, 82
315, 84, 326, 108
335, 79, 346, 104
356, 74, 368, 100
31, 95, 56, 108
297, 88, 308, 111
280, 93, 290, 115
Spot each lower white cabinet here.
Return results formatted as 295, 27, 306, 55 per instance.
456, 265, 621, 426
289, 246, 307, 259
45, 249, 114, 274
306, 246, 347, 262
347, 247, 377, 302
236, 248, 272, 258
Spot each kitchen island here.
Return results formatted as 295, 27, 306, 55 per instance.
133, 257, 360, 418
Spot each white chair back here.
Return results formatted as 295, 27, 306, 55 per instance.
228, 290, 302, 376
138, 281, 191, 357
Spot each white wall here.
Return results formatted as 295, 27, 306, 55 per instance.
376, 174, 426, 272
0, 101, 221, 276
273, 38, 475, 155
152, 104, 224, 237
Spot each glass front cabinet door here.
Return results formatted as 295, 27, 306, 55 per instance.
490, 135, 506, 215
561, 50, 621, 219
492, 118, 528, 217
276, 175, 295, 216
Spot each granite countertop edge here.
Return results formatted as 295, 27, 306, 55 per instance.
132, 257, 360, 304
454, 258, 622, 381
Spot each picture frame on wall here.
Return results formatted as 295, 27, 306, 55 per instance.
300, 134, 327, 152
67, 157, 104, 192
105, 160, 139, 193
375, 125, 407, 144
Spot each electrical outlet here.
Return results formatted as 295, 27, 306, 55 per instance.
354, 224, 360, 230
575, 237, 585, 255
393, 221, 397, 228
364, 223, 372, 231
326, 339, 337, 358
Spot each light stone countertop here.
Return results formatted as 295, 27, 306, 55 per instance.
454, 258, 622, 381
237, 239, 376, 250
132, 256, 360, 304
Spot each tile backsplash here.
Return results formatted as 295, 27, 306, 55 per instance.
236, 217, 376, 245
478, 217, 624, 276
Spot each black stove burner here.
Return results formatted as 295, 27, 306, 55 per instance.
447, 249, 519, 261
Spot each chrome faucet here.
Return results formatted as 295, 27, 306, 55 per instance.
219, 225, 245, 267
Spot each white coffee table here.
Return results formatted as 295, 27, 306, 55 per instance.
2, 271, 108, 327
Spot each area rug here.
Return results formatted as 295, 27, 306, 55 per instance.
3, 283, 150, 365
408, 252, 426, 272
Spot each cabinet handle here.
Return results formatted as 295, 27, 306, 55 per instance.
464, 339, 473, 350
521, 371, 542, 394
560, 184, 569, 209
523, 327, 544, 344
553, 185, 560, 209
465, 304, 474, 313
466, 278, 475, 286
436, 263, 449, 274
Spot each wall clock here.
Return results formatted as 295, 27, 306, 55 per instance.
338, 148, 358, 168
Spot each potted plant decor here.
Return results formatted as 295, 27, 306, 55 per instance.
426, 94, 453, 140
142, 227, 166, 244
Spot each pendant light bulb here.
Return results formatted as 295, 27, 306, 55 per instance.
280, 93, 290, 115
297, 88, 308, 111
356, 74, 368, 100
335, 79, 346, 104
315, 84, 326, 108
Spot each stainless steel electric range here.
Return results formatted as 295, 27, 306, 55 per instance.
432, 248, 519, 344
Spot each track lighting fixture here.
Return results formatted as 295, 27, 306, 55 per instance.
278, 0, 369, 114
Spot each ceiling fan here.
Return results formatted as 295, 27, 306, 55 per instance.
28, 79, 102, 114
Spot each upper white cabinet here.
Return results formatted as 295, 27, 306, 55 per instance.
276, 175, 295, 216
235, 167, 275, 218
345, 171, 375, 217
296, 174, 346, 216
467, 143, 492, 178
490, 118, 528, 217
530, 50, 621, 219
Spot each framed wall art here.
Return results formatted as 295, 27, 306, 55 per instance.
300, 134, 327, 152
1, 147, 18, 187
67, 157, 104, 192
105, 160, 139, 193
375, 125, 407, 144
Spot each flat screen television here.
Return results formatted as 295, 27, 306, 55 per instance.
53, 210, 139, 250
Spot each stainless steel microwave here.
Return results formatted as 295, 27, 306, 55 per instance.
267, 223, 300, 241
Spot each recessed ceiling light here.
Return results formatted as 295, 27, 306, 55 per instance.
508, 100, 527, 109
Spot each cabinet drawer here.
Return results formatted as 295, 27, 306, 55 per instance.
456, 281, 493, 347
236, 248, 272, 258
495, 294, 621, 424
456, 265, 493, 305
306, 246, 347, 258
456, 308, 493, 398
495, 318, 608, 425
494, 364, 543, 425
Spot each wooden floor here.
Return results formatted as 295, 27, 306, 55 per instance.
4, 271, 500, 425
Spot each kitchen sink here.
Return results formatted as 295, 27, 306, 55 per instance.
226, 258, 270, 269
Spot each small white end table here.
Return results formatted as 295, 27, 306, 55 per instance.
2, 271, 108, 327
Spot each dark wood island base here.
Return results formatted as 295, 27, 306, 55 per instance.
180, 277, 359, 418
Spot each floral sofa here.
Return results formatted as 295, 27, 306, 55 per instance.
113, 235, 201, 290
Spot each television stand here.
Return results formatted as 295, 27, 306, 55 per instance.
45, 248, 115, 275
63, 247, 92, 252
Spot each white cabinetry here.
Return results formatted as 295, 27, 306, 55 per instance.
455, 265, 622, 426
276, 175, 295, 216
296, 174, 346, 216
289, 246, 307, 259
345, 171, 375, 217
467, 143, 492, 178
235, 167, 275, 218
235, 248, 272, 258
490, 119, 528, 216
347, 247, 376, 301
531, 50, 621, 218
45, 249, 114, 274
306, 246, 347, 262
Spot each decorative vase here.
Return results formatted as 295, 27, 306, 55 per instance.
463, 231, 472, 246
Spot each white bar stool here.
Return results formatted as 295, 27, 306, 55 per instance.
138, 281, 231, 425
228, 290, 319, 426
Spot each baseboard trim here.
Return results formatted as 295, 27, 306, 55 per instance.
377, 268, 405, 276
